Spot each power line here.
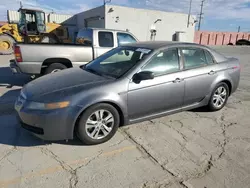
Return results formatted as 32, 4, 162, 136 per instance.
197, 0, 205, 31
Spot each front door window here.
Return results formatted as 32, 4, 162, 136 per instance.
142, 48, 180, 76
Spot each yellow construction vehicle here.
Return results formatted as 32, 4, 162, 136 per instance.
0, 8, 71, 54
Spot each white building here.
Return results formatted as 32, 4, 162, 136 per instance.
76, 5, 196, 42
7, 5, 196, 42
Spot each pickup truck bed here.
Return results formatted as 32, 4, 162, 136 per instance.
10, 28, 138, 76
11, 43, 93, 75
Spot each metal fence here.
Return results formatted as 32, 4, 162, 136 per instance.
194, 31, 250, 45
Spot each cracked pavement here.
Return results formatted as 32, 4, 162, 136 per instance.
0, 46, 250, 188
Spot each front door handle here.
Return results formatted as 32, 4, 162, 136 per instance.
173, 78, 183, 83
208, 70, 216, 75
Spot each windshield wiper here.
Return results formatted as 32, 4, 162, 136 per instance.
85, 67, 116, 79
85, 68, 102, 76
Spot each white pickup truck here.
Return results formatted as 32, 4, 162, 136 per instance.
10, 28, 138, 75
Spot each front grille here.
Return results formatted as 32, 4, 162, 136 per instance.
20, 121, 44, 135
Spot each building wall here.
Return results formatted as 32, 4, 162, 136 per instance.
195, 31, 250, 45
76, 6, 105, 29
104, 5, 196, 42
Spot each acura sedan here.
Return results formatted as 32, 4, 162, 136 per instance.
15, 41, 240, 145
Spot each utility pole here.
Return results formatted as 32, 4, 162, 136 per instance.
104, 0, 111, 5
187, 0, 193, 28
198, 0, 205, 31
237, 26, 241, 32
20, 1, 23, 8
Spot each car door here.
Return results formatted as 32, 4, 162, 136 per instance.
95, 31, 115, 58
180, 47, 219, 106
128, 48, 185, 120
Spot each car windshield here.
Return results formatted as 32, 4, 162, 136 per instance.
84, 46, 153, 78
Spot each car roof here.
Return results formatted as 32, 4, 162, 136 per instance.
124, 41, 228, 63
123, 41, 209, 50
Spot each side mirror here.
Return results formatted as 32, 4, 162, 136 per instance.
133, 71, 154, 83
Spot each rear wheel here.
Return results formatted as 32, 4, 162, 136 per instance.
0, 34, 15, 55
44, 63, 67, 74
77, 103, 120, 145
208, 83, 229, 111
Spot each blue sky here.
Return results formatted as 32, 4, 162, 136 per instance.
1, 0, 250, 32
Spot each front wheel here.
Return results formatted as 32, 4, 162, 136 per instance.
77, 103, 120, 145
208, 83, 229, 111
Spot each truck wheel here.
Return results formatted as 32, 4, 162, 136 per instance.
0, 34, 15, 55
45, 63, 67, 74
77, 103, 120, 145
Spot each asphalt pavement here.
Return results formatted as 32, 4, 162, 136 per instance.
0, 47, 249, 188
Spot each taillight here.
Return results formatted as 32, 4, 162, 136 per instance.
14, 46, 23, 62
232, 65, 240, 70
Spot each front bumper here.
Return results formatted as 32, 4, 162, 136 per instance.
10, 59, 22, 74
16, 105, 82, 141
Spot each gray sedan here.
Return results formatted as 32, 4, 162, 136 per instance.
15, 41, 241, 145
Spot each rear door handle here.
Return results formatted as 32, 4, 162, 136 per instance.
173, 78, 183, 83
208, 70, 216, 75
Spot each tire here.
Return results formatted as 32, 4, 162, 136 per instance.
77, 103, 120, 145
44, 63, 67, 74
208, 83, 229, 111
0, 34, 16, 55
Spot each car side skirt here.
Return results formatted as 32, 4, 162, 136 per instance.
128, 96, 210, 125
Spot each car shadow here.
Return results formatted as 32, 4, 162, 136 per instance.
189, 106, 209, 113
0, 113, 85, 147
0, 89, 85, 147
0, 67, 31, 87
0, 89, 21, 114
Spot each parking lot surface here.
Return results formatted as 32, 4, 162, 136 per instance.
0, 47, 250, 188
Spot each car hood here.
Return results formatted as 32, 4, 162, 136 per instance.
23, 68, 112, 101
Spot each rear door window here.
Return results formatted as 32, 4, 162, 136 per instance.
76, 29, 93, 45
98, 32, 114, 47
181, 48, 208, 69
204, 50, 215, 64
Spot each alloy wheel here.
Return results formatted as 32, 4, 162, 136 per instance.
212, 86, 227, 108
85, 109, 114, 140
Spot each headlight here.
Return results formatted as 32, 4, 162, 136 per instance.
26, 101, 70, 110
20, 90, 27, 99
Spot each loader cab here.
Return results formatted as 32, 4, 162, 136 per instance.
18, 9, 46, 35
